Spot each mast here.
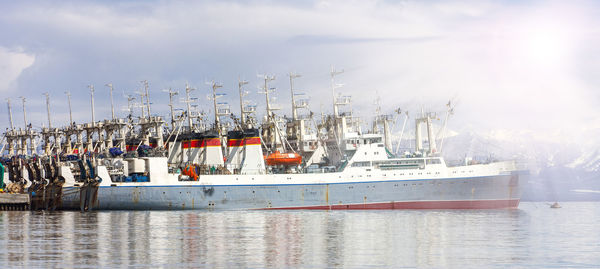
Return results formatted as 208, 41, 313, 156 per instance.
166, 88, 178, 128
126, 95, 135, 117
289, 72, 301, 121
210, 81, 223, 131
142, 80, 151, 117
19, 96, 29, 155
184, 83, 195, 130
426, 114, 437, 154
65, 91, 73, 126
88, 85, 97, 153
44, 92, 52, 129
238, 78, 248, 127
259, 74, 277, 151
373, 95, 381, 133
438, 101, 454, 153
138, 90, 145, 118
262, 75, 275, 121
6, 98, 14, 155
415, 117, 423, 153
394, 111, 409, 155
64, 91, 73, 154
6, 98, 13, 130
42, 92, 52, 155
19, 96, 27, 128
105, 83, 115, 120
320, 103, 324, 126
88, 85, 95, 127
330, 66, 344, 117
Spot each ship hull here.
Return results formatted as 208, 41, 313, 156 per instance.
58, 172, 523, 210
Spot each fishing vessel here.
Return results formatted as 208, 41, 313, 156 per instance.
0, 69, 526, 211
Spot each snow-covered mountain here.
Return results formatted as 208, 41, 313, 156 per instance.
439, 128, 600, 201
390, 126, 600, 201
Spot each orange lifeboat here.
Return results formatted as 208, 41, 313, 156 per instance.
182, 165, 199, 181
265, 151, 302, 166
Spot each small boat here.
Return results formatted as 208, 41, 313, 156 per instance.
550, 202, 561, 208
265, 151, 302, 166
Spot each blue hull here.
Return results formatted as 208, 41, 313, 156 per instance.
58, 172, 523, 210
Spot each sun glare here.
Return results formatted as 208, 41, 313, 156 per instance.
526, 26, 569, 66
518, 20, 575, 69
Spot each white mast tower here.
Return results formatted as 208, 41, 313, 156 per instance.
5, 98, 15, 155
183, 83, 196, 132
289, 72, 301, 121
238, 79, 249, 127
105, 83, 115, 120
330, 66, 344, 118
209, 81, 224, 133
165, 88, 178, 128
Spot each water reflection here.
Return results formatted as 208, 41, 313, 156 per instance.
0, 203, 598, 268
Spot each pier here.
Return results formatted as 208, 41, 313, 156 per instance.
0, 193, 30, 210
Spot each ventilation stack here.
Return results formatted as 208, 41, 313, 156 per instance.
167, 135, 183, 164
240, 128, 265, 174
225, 130, 244, 173
188, 133, 203, 163
201, 131, 224, 167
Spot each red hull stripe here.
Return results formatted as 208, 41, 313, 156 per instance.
190, 139, 202, 148
244, 137, 260, 145
228, 139, 243, 147
260, 199, 520, 210
182, 141, 191, 149
203, 138, 221, 147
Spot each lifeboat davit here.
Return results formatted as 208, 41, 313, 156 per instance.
265, 151, 302, 166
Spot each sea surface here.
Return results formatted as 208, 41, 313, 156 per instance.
0, 202, 598, 268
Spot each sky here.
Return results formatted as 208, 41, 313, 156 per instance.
1, 0, 600, 150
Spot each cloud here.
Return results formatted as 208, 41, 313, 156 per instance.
0, 0, 599, 152
287, 35, 440, 45
0, 47, 35, 92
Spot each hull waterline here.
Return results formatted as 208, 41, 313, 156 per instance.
57, 172, 523, 211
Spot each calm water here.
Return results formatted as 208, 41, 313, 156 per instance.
0, 202, 598, 268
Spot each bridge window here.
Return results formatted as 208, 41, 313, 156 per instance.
351, 161, 371, 167
426, 158, 441, 164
